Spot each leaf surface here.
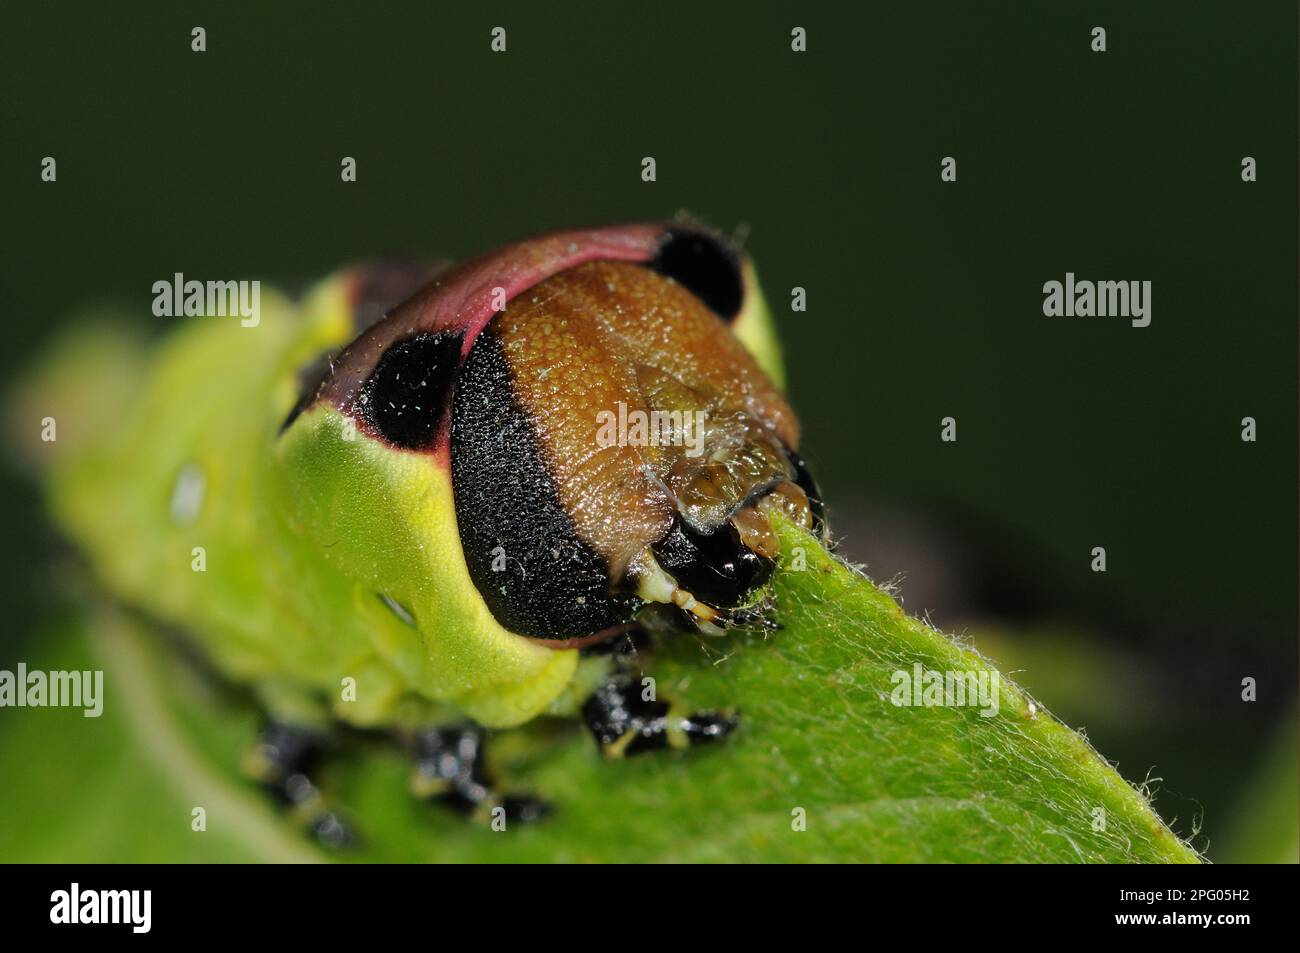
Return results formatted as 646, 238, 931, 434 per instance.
0, 524, 1200, 863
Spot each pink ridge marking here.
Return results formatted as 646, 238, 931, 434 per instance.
416, 223, 667, 358
313, 223, 673, 449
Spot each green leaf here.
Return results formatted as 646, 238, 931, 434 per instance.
0, 523, 1200, 862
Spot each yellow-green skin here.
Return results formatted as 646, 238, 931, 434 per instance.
48, 260, 784, 731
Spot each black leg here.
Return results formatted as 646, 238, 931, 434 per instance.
242, 721, 355, 848
582, 673, 738, 757
409, 725, 549, 825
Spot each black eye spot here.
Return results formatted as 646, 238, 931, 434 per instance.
650, 228, 744, 320
651, 518, 773, 609
357, 330, 463, 450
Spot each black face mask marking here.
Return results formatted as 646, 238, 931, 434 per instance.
450, 328, 637, 639
356, 330, 463, 450
649, 228, 744, 321
651, 517, 774, 610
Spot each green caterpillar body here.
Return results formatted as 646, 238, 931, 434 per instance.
44, 224, 808, 741
49, 277, 480, 728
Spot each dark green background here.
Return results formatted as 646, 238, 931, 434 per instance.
2, 1, 1296, 860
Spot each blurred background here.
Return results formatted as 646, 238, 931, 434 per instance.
1, 1, 1295, 861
